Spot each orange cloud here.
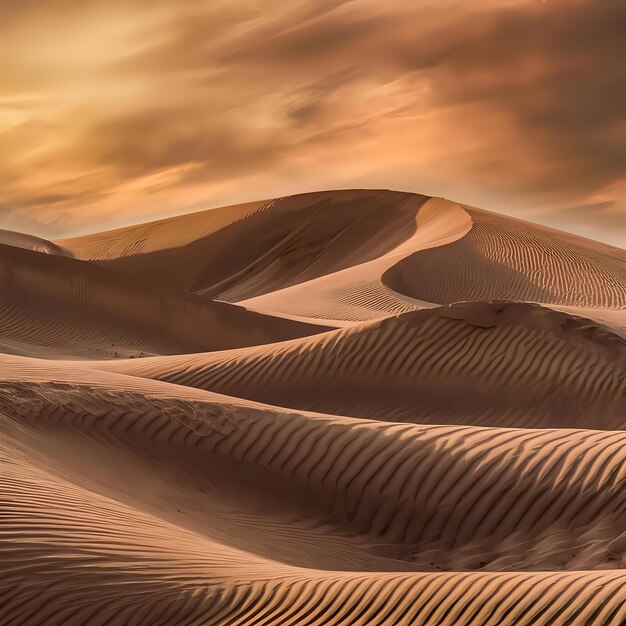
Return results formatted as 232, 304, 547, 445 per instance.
0, 0, 624, 244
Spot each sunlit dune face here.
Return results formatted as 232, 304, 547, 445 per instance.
0, 0, 624, 244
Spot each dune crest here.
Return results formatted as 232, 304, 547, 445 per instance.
385, 207, 626, 310
1, 189, 625, 624
99, 301, 625, 429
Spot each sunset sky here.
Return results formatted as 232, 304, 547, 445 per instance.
0, 0, 624, 245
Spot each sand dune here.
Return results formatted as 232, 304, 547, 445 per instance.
2, 354, 626, 622
100, 301, 625, 429
385, 207, 626, 310
57, 191, 472, 322
58, 190, 624, 325
4, 435, 625, 625
58, 190, 435, 299
0, 242, 323, 358
236, 196, 471, 322
1, 189, 625, 624
0, 228, 72, 256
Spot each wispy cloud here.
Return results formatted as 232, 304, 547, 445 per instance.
0, 0, 624, 244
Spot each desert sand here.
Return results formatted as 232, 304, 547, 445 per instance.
1, 189, 625, 625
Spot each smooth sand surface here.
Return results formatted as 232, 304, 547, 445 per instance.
0, 228, 72, 256
1, 189, 625, 624
0, 242, 324, 359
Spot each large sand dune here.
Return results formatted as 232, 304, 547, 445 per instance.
100, 301, 625, 429
1, 189, 625, 624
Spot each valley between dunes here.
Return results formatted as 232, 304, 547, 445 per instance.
1, 189, 625, 625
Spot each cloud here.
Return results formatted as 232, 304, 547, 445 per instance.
220, 0, 625, 193
0, 0, 624, 244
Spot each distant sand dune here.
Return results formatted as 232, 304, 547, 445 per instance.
385, 207, 626, 310
1, 189, 625, 624
0, 228, 72, 257
58, 190, 433, 299
0, 243, 323, 358
57, 191, 625, 324
236, 196, 471, 322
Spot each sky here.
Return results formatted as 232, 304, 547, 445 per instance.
0, 0, 624, 246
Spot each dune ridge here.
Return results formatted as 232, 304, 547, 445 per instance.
385, 207, 626, 310
1, 189, 625, 624
57, 191, 434, 299
0, 229, 72, 257
99, 301, 625, 429
233, 196, 471, 322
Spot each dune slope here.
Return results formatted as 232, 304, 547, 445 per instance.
4, 435, 625, 626
385, 207, 626, 310
2, 354, 626, 622
100, 301, 626, 429
58, 190, 429, 297
0, 242, 324, 358
1, 189, 625, 625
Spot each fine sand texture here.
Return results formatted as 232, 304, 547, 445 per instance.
1, 189, 625, 625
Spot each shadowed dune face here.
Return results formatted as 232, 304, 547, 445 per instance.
58, 190, 428, 297
0, 242, 325, 359
235, 196, 473, 322
1, 189, 626, 624
385, 208, 626, 309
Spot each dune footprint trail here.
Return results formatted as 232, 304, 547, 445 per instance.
1, 189, 625, 625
